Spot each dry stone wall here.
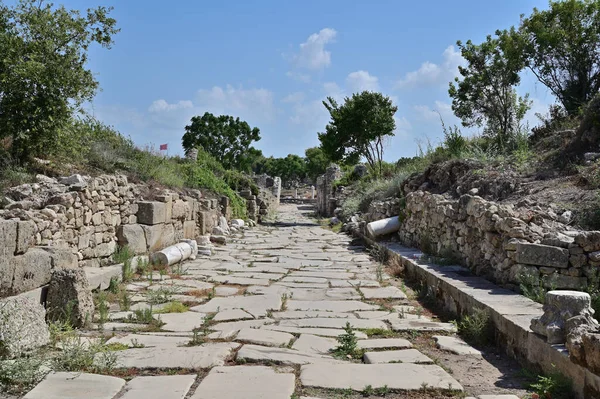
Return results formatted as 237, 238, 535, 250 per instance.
397, 190, 598, 290
0, 174, 223, 297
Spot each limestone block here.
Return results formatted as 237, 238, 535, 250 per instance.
16, 220, 36, 254
172, 200, 187, 220
137, 201, 166, 225
531, 290, 598, 344
39, 247, 79, 269
117, 224, 147, 254
183, 220, 196, 239
11, 248, 53, 294
142, 224, 173, 252
95, 240, 117, 258
0, 255, 15, 296
46, 268, 94, 328
0, 296, 50, 358
516, 243, 569, 268
0, 219, 17, 256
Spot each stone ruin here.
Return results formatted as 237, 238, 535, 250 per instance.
316, 164, 342, 217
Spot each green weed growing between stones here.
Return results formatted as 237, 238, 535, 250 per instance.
456, 307, 492, 346
332, 322, 364, 359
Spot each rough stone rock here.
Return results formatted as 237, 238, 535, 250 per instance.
117, 224, 147, 254
137, 201, 166, 225
46, 268, 95, 328
210, 235, 227, 245
191, 366, 295, 399
516, 243, 569, 268
23, 372, 125, 399
531, 290, 598, 344
0, 296, 50, 358
58, 174, 87, 186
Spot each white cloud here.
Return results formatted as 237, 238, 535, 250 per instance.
413, 101, 453, 121
282, 92, 305, 103
148, 99, 193, 113
291, 28, 337, 70
396, 45, 464, 89
346, 70, 379, 93
286, 71, 311, 83
195, 85, 276, 123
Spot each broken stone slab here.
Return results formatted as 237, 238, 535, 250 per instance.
106, 333, 190, 348
107, 342, 240, 369
236, 344, 341, 366
120, 375, 196, 399
151, 242, 193, 266
366, 216, 400, 238
530, 290, 598, 344
230, 272, 284, 281
213, 309, 253, 322
279, 318, 388, 330
300, 363, 463, 391
46, 268, 94, 328
516, 242, 569, 268
235, 328, 294, 347
390, 319, 457, 333
286, 300, 378, 312
214, 286, 240, 296
191, 295, 281, 318
434, 336, 482, 356
210, 276, 271, 286
271, 310, 357, 319
160, 312, 208, 332
262, 325, 368, 339
0, 296, 50, 358
24, 372, 126, 399
363, 349, 433, 364
208, 319, 275, 339
359, 286, 407, 300
292, 334, 337, 354
357, 338, 412, 350
84, 265, 122, 290
190, 366, 295, 399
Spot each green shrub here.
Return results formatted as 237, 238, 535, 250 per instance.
457, 307, 492, 346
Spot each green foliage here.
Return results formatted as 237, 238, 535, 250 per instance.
526, 367, 573, 399
52, 337, 118, 373
182, 112, 261, 171
0, 356, 48, 394
449, 34, 531, 151
319, 91, 398, 175
519, 0, 600, 115
154, 301, 189, 314
519, 271, 550, 304
332, 322, 363, 359
254, 154, 308, 187
457, 307, 492, 346
0, 0, 119, 162
304, 146, 330, 181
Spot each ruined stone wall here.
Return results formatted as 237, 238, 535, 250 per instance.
316, 165, 342, 217
0, 174, 223, 297
397, 190, 599, 290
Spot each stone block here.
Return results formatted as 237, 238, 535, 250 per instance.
39, 247, 78, 269
0, 296, 50, 358
172, 200, 187, 220
95, 240, 117, 258
137, 201, 166, 225
47, 268, 94, 328
0, 255, 15, 297
141, 224, 173, 252
11, 248, 53, 294
542, 274, 587, 290
117, 224, 147, 254
183, 220, 196, 239
0, 219, 17, 256
16, 220, 36, 254
516, 243, 569, 268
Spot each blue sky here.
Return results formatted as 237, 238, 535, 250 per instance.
64, 0, 554, 160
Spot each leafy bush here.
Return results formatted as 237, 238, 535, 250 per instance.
457, 307, 492, 346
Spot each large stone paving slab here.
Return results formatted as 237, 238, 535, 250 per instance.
108, 342, 240, 369
106, 333, 190, 348
120, 375, 196, 399
300, 363, 463, 391
359, 286, 407, 299
363, 349, 433, 364
235, 328, 294, 347
434, 335, 482, 356
286, 300, 378, 312
210, 276, 271, 286
237, 344, 341, 365
24, 372, 125, 399
357, 338, 412, 350
271, 310, 357, 319
390, 318, 457, 332
279, 317, 388, 330
262, 325, 368, 339
160, 312, 207, 332
191, 366, 295, 399
292, 334, 337, 354
191, 295, 281, 317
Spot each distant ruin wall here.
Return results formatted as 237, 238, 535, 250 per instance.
0, 174, 223, 297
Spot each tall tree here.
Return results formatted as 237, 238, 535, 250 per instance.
182, 112, 261, 170
319, 91, 397, 175
304, 146, 330, 181
518, 0, 600, 115
0, 0, 118, 161
449, 35, 531, 149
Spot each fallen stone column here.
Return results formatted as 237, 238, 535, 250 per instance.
151, 242, 193, 266
366, 216, 400, 238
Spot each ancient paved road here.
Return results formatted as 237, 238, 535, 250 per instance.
24, 204, 521, 399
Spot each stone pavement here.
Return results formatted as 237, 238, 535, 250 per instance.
24, 204, 523, 398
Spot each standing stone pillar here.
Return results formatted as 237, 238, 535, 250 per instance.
272, 177, 281, 205
186, 149, 199, 161
295, 188, 298, 199
311, 185, 315, 199
316, 165, 342, 216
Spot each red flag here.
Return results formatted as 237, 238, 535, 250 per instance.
159, 144, 168, 151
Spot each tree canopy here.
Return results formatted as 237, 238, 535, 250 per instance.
304, 146, 330, 181
449, 35, 531, 149
518, 0, 600, 115
0, 0, 118, 161
182, 112, 261, 171
318, 91, 397, 175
